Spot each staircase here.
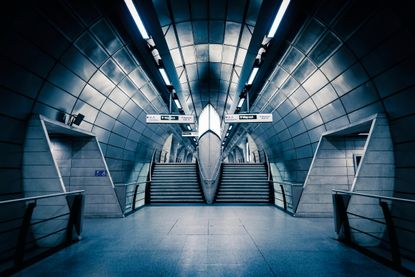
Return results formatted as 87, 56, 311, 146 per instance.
149, 163, 205, 204
216, 163, 271, 203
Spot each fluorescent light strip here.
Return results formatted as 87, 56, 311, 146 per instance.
237, 98, 245, 108
124, 0, 150, 39
187, 125, 192, 131
174, 99, 182, 109
247, 67, 259, 85
267, 0, 291, 38
158, 68, 171, 85
229, 125, 233, 130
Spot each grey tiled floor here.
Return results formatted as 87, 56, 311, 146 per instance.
15, 205, 401, 276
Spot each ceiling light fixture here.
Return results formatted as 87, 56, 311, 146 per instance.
229, 125, 233, 130
247, 67, 259, 85
267, 0, 291, 38
174, 99, 182, 110
187, 125, 192, 131
159, 67, 171, 86
124, 0, 150, 39
237, 98, 245, 108
247, 59, 260, 85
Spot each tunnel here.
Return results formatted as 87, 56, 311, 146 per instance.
0, 0, 414, 275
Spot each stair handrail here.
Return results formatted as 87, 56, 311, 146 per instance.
264, 149, 271, 182
263, 149, 275, 204
0, 190, 84, 205
145, 149, 157, 204
195, 158, 207, 203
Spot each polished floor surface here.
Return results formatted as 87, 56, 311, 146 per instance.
15, 206, 401, 276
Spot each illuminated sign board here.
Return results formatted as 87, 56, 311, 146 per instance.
146, 114, 195, 124
224, 113, 273, 123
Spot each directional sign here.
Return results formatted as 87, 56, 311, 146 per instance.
182, 131, 199, 137
146, 114, 195, 124
224, 113, 273, 123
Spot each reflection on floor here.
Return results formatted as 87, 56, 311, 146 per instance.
15, 206, 401, 276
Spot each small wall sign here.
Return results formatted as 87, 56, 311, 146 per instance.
95, 170, 107, 177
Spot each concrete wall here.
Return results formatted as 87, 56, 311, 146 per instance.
0, 0, 193, 202
296, 135, 366, 217
347, 114, 395, 245
23, 116, 69, 246
49, 136, 123, 218
223, 0, 415, 209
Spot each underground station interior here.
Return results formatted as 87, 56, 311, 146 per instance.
0, 0, 414, 276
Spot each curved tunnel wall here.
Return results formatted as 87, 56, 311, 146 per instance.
0, 0, 190, 198
238, 0, 415, 201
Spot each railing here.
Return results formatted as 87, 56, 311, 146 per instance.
156, 150, 169, 163
114, 181, 149, 215
145, 149, 157, 204
333, 189, 415, 275
263, 150, 274, 204
195, 159, 208, 203
252, 150, 265, 163
272, 181, 303, 214
0, 190, 84, 275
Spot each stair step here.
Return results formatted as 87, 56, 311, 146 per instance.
217, 163, 270, 203
151, 164, 203, 203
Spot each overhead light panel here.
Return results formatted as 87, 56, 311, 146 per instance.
247, 67, 259, 85
225, 132, 229, 137
237, 98, 245, 108
229, 125, 233, 130
174, 99, 182, 110
158, 68, 171, 86
267, 0, 291, 38
187, 125, 192, 131
124, 0, 150, 39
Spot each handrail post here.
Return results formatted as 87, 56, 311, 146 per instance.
66, 194, 84, 243
333, 193, 351, 244
379, 200, 401, 266
14, 201, 36, 267
280, 184, 287, 211
263, 149, 274, 204
146, 149, 157, 204
132, 184, 140, 211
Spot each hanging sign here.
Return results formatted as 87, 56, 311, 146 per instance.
224, 113, 273, 123
146, 114, 195, 124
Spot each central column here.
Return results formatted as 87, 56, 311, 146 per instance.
198, 131, 222, 203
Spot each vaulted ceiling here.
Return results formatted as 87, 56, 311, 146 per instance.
151, 0, 263, 119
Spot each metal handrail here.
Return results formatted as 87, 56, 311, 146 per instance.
0, 190, 84, 205
263, 149, 271, 182
333, 189, 415, 204
272, 181, 303, 186
333, 189, 415, 274
114, 181, 150, 187
0, 190, 85, 274
149, 149, 157, 181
